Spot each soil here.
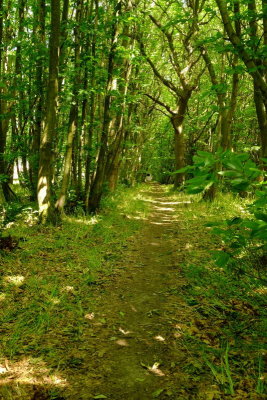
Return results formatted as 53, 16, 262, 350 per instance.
66, 184, 208, 400
1, 185, 264, 400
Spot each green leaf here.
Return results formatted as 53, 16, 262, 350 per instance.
152, 388, 164, 398
215, 251, 231, 267
218, 170, 242, 178
254, 213, 267, 223
173, 165, 195, 174
93, 395, 108, 399
227, 217, 243, 226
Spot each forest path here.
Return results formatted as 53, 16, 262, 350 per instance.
71, 184, 199, 400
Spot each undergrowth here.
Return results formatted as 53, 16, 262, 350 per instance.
167, 188, 266, 399
0, 184, 149, 399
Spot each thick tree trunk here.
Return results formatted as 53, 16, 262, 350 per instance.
37, 0, 60, 224
171, 96, 189, 188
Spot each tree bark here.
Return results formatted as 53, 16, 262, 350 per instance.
216, 0, 267, 104
254, 82, 267, 157
56, 0, 82, 212
37, 0, 61, 224
171, 95, 190, 188
31, 0, 46, 198
88, 0, 122, 213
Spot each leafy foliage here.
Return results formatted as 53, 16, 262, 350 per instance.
180, 150, 267, 269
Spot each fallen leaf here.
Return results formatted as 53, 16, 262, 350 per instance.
0, 366, 7, 374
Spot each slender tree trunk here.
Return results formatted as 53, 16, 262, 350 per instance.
105, 27, 134, 192
0, 0, 5, 192
0, 0, 13, 201
58, 0, 70, 93
37, 0, 61, 224
254, 81, 267, 157
85, 0, 98, 208
88, 0, 122, 213
216, 0, 267, 105
56, 0, 82, 212
56, 106, 77, 211
31, 0, 45, 198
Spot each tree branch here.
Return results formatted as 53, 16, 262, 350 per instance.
144, 93, 174, 115
139, 39, 182, 97
149, 14, 187, 89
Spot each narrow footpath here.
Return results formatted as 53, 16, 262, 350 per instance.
68, 184, 207, 400
1, 184, 264, 400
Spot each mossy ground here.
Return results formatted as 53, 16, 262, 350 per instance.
0, 184, 265, 399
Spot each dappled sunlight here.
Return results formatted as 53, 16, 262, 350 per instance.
4, 275, 25, 286
49, 297, 60, 305
153, 205, 176, 212
252, 286, 267, 295
0, 357, 67, 387
85, 312, 95, 320
122, 213, 149, 221
0, 293, 6, 301
154, 335, 165, 342
119, 328, 131, 335
147, 362, 165, 377
65, 215, 99, 226
150, 220, 175, 226
150, 241, 160, 246
61, 285, 75, 293
116, 339, 129, 347
173, 324, 184, 338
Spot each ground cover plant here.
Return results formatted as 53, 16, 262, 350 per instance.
0, 0, 267, 398
0, 185, 150, 399
166, 189, 266, 399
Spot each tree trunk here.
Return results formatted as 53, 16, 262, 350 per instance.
0, 0, 14, 201
31, 0, 45, 198
37, 0, 61, 224
56, 0, 82, 212
56, 105, 77, 211
85, 0, 98, 208
88, 0, 122, 213
254, 81, 267, 158
171, 96, 189, 188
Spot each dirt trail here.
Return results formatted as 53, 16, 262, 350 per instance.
70, 184, 197, 400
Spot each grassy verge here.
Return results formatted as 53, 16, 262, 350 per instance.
0, 184, 149, 399
166, 189, 266, 399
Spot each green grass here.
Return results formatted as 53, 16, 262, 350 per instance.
0, 184, 265, 399
0, 184, 150, 397
167, 188, 266, 397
